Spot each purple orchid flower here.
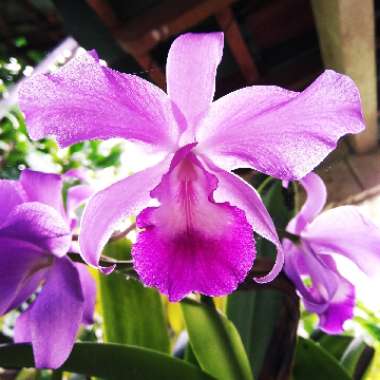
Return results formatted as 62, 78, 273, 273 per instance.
19, 33, 364, 302
0, 169, 95, 368
284, 172, 380, 333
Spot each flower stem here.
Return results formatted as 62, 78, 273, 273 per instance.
257, 176, 274, 194
109, 223, 136, 242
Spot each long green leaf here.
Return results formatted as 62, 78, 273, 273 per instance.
314, 333, 374, 378
293, 337, 351, 380
181, 299, 253, 380
226, 288, 283, 378
340, 337, 374, 379
0, 343, 214, 380
226, 181, 298, 379
317, 334, 353, 360
98, 239, 170, 352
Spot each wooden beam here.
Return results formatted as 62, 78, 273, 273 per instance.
311, 0, 378, 153
116, 0, 236, 56
86, 0, 120, 30
216, 7, 259, 84
86, 0, 166, 89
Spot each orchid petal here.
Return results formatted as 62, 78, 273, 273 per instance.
317, 255, 355, 334
203, 160, 283, 282
75, 264, 96, 325
19, 50, 179, 150
287, 172, 327, 234
197, 70, 364, 180
20, 169, 65, 217
0, 180, 25, 223
66, 185, 93, 214
63, 168, 88, 182
0, 238, 48, 315
284, 239, 354, 334
318, 280, 355, 334
14, 310, 32, 343
66, 185, 93, 230
0, 202, 71, 258
166, 33, 224, 130
302, 206, 380, 277
132, 151, 254, 302
79, 156, 172, 272
15, 257, 84, 369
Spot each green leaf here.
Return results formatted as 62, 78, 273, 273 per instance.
98, 239, 170, 352
226, 181, 297, 379
94, 145, 122, 168
13, 36, 28, 48
340, 337, 374, 379
69, 142, 85, 154
317, 334, 353, 360
0, 343, 214, 380
181, 299, 253, 380
293, 337, 351, 380
314, 333, 374, 378
355, 315, 380, 341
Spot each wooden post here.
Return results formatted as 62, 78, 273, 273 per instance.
311, 0, 378, 153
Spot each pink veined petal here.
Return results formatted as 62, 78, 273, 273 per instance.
0, 202, 71, 258
0, 238, 49, 315
20, 169, 65, 218
19, 50, 179, 150
14, 257, 84, 369
132, 150, 254, 302
201, 159, 283, 283
0, 180, 25, 224
284, 239, 355, 334
75, 263, 96, 325
196, 70, 364, 180
79, 155, 173, 272
287, 172, 327, 234
166, 32, 224, 131
302, 205, 380, 277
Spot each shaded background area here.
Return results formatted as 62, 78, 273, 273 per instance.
0, 0, 323, 93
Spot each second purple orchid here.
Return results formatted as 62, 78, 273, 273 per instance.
19, 32, 365, 302
284, 173, 380, 333
0, 169, 95, 368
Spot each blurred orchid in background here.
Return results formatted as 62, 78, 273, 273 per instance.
19, 32, 365, 302
284, 172, 380, 333
0, 169, 95, 368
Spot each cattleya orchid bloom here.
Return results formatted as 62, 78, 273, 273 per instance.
0, 170, 95, 368
284, 173, 380, 333
19, 32, 365, 302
